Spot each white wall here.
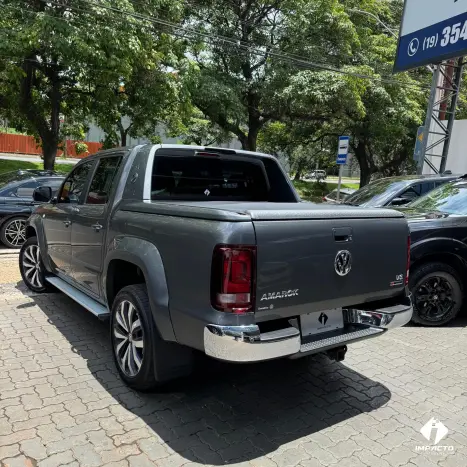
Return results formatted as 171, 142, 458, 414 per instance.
423, 119, 467, 175
444, 119, 467, 175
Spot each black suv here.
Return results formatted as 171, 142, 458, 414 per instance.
344, 174, 460, 208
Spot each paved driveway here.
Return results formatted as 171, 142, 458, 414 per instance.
0, 280, 466, 467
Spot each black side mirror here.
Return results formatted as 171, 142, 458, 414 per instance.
33, 186, 53, 203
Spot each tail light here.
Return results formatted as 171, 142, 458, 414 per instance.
211, 245, 256, 313
406, 235, 411, 285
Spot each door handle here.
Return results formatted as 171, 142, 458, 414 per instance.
333, 227, 352, 242
71, 206, 80, 213
63, 220, 71, 227
92, 223, 103, 232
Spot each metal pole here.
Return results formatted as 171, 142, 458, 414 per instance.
418, 65, 441, 174
337, 164, 343, 202
440, 57, 464, 174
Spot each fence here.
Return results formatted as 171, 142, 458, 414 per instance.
0, 133, 102, 159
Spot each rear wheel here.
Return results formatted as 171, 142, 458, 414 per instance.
1, 216, 27, 248
410, 262, 463, 326
19, 237, 50, 293
111, 284, 193, 391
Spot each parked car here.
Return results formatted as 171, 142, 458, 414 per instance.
305, 170, 327, 181
323, 187, 357, 204
20, 145, 412, 390
344, 174, 459, 208
395, 177, 467, 326
0, 170, 65, 248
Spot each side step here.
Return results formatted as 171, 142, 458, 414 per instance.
45, 276, 110, 320
300, 326, 384, 354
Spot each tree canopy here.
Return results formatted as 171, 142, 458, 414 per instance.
0, 0, 447, 185
0, 0, 184, 168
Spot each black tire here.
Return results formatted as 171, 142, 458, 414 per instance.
1, 216, 28, 249
110, 284, 193, 391
410, 262, 463, 326
19, 236, 51, 293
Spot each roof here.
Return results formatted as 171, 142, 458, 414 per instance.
370, 174, 462, 184
85, 144, 277, 162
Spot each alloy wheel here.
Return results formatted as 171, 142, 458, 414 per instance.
22, 244, 43, 289
4, 219, 26, 247
414, 276, 455, 322
113, 300, 144, 377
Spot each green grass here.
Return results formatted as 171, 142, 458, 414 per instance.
293, 180, 360, 203
0, 159, 74, 175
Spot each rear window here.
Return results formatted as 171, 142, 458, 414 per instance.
151, 156, 270, 201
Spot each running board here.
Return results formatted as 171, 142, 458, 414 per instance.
300, 326, 384, 354
45, 276, 110, 320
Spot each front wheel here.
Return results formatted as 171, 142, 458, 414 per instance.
1, 216, 27, 248
410, 262, 463, 326
19, 237, 50, 293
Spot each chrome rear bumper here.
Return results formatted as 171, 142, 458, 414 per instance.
204, 298, 412, 362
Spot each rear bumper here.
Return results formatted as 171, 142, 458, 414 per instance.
204, 297, 412, 362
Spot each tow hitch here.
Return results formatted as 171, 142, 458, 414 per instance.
327, 345, 347, 362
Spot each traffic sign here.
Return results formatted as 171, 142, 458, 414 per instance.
413, 126, 425, 163
394, 0, 467, 72
336, 136, 350, 165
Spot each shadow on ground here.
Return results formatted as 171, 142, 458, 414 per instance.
18, 283, 391, 465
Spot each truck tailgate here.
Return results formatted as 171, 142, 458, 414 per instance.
252, 207, 408, 319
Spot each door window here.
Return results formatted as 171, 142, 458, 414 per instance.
14, 181, 39, 198
400, 185, 421, 200
85, 156, 122, 205
420, 181, 435, 195
58, 162, 94, 204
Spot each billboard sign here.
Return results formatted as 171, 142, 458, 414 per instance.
394, 0, 467, 72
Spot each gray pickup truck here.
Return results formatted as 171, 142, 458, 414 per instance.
20, 145, 412, 390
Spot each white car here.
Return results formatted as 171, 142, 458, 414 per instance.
305, 170, 327, 180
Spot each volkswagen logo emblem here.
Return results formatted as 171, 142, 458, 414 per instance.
335, 250, 352, 276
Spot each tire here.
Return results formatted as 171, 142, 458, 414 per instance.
410, 262, 463, 326
1, 216, 28, 249
110, 284, 193, 391
19, 236, 51, 293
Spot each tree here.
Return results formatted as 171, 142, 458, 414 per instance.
184, 0, 359, 151
253, 0, 427, 186
0, 0, 183, 169
174, 108, 233, 146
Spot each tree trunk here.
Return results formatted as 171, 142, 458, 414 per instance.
120, 130, 127, 147
117, 120, 130, 147
42, 137, 58, 170
354, 141, 373, 187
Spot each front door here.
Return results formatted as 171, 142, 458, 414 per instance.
71, 155, 123, 297
43, 161, 95, 277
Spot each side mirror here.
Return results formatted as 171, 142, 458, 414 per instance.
391, 197, 412, 206
33, 186, 53, 203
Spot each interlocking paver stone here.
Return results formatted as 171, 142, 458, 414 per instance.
0, 282, 466, 467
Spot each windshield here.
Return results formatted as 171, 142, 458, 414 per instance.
345, 179, 406, 206
0, 171, 34, 187
408, 182, 467, 214
325, 190, 338, 201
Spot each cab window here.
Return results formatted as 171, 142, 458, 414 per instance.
85, 156, 122, 205
58, 162, 94, 204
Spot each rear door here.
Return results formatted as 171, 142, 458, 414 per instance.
42, 162, 94, 276
70, 155, 123, 297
